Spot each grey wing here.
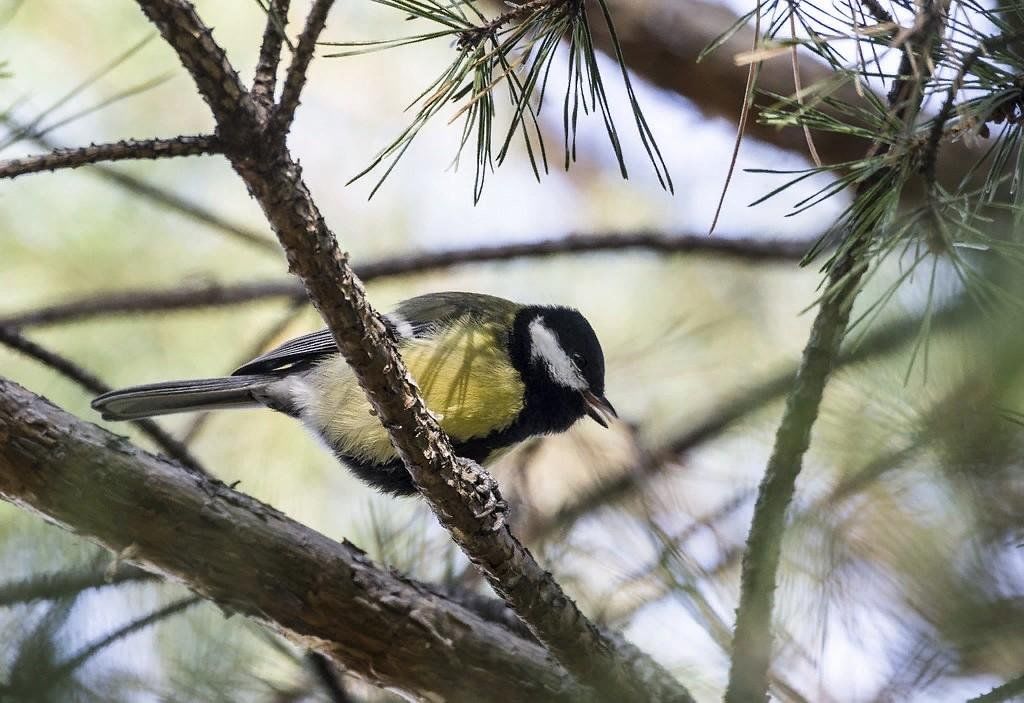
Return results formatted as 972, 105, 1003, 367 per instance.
232, 328, 338, 375
390, 292, 521, 338
231, 309, 422, 375
232, 293, 518, 375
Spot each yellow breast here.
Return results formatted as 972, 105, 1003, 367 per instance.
300, 321, 525, 464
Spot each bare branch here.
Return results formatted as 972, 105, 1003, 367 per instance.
0, 135, 221, 181
272, 0, 334, 134
0, 378, 579, 702
0, 325, 208, 475
0, 231, 813, 329
133, 0, 692, 698
252, 0, 293, 107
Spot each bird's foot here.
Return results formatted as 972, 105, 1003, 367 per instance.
452, 458, 508, 532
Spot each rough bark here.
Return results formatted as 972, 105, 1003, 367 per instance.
0, 378, 581, 703
0, 135, 220, 181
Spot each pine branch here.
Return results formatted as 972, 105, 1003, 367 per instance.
131, 1, 692, 699
252, 0, 293, 107
0, 231, 813, 329
0, 325, 208, 476
0, 378, 578, 701
272, 0, 334, 133
333, 0, 671, 199
0, 134, 220, 181
723, 4, 948, 700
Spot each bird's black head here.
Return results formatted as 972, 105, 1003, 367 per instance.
509, 305, 616, 431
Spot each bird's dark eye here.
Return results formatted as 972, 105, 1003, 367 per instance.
572, 352, 587, 369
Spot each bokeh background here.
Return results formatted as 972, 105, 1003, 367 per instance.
1, 1, 1022, 701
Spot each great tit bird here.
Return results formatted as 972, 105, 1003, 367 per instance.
92, 291, 617, 496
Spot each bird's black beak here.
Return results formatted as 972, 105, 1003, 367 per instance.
583, 390, 617, 429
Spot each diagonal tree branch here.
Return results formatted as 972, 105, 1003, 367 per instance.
132, 0, 691, 699
0, 231, 813, 329
0, 135, 220, 181
0, 378, 582, 702
252, 0, 293, 108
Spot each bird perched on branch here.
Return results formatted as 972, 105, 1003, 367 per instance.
92, 291, 616, 496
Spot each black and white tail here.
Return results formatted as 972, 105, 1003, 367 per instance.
91, 375, 274, 421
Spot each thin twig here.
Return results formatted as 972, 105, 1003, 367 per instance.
0, 231, 814, 329
458, 0, 557, 49
252, 0, 293, 107
52, 596, 202, 678
0, 326, 209, 476
0, 280, 303, 328
860, 0, 895, 25
272, 0, 335, 134
0, 134, 221, 181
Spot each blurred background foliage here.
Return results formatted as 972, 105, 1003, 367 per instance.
0, 0, 1022, 701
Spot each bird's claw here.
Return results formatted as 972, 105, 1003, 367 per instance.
453, 458, 509, 532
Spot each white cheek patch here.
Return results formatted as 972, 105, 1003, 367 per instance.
529, 318, 587, 390
385, 313, 415, 339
